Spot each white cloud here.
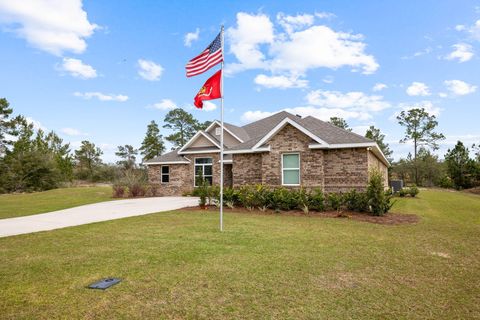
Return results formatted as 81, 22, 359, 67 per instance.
322, 76, 334, 84
315, 12, 336, 19
25, 117, 47, 131
241, 110, 274, 122
137, 59, 163, 81
59, 57, 97, 79
444, 80, 477, 96
277, 13, 314, 34
306, 90, 390, 112
438, 92, 448, 98
372, 83, 387, 91
226, 12, 378, 77
74, 91, 128, 102
254, 74, 308, 89
269, 25, 378, 75
150, 99, 177, 111
241, 88, 390, 123
202, 101, 217, 111
396, 101, 442, 117
0, 0, 98, 55
226, 12, 274, 73
184, 28, 199, 47
60, 127, 87, 136
460, 19, 480, 41
444, 43, 474, 62
406, 82, 430, 96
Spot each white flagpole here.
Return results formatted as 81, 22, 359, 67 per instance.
220, 25, 224, 232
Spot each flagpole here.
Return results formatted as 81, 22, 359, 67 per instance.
219, 25, 224, 232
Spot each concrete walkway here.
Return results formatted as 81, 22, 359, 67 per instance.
0, 197, 198, 238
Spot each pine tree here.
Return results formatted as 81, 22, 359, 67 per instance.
365, 125, 393, 161
116, 144, 138, 170
328, 117, 352, 131
397, 107, 445, 184
140, 120, 165, 161
163, 108, 200, 148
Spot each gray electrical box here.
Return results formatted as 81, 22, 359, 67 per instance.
390, 180, 404, 193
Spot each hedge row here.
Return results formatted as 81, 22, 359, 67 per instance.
194, 171, 394, 216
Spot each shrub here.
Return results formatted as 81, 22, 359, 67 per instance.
327, 193, 343, 211
196, 172, 209, 207
253, 184, 270, 211
208, 185, 220, 206
310, 188, 325, 211
438, 175, 454, 189
297, 188, 312, 214
265, 187, 297, 211
343, 189, 368, 212
129, 183, 146, 197
409, 184, 419, 197
367, 169, 393, 216
112, 184, 125, 198
398, 188, 407, 197
223, 187, 238, 209
237, 185, 256, 210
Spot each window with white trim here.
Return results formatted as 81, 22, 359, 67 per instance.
194, 158, 213, 186
282, 153, 300, 185
161, 166, 169, 183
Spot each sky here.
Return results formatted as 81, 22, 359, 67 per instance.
0, 0, 479, 162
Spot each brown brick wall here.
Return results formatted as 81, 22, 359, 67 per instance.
232, 153, 263, 185
148, 152, 233, 195
367, 150, 389, 188
323, 148, 369, 193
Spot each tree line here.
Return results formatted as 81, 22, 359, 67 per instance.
0, 98, 208, 193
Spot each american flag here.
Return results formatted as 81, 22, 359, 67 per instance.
186, 31, 223, 77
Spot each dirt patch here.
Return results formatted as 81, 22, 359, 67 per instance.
463, 187, 480, 195
179, 206, 420, 225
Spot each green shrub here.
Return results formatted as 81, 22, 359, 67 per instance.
253, 184, 270, 211
343, 189, 368, 212
438, 175, 454, 189
237, 185, 256, 210
327, 193, 343, 211
267, 187, 298, 211
297, 188, 312, 214
398, 188, 407, 197
222, 187, 238, 209
366, 170, 393, 216
409, 184, 419, 197
310, 188, 325, 211
196, 172, 209, 207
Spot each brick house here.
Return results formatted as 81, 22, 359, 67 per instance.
144, 111, 389, 196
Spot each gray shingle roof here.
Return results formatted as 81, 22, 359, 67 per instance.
143, 149, 190, 164
299, 116, 373, 144
176, 111, 375, 154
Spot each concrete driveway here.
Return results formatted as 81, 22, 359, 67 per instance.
0, 197, 198, 238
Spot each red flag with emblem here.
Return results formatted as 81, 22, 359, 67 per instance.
194, 70, 222, 109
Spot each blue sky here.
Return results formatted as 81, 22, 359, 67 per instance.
0, 0, 479, 162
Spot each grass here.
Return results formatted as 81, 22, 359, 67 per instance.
0, 189, 479, 319
0, 186, 113, 219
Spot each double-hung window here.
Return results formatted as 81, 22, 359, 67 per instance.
194, 158, 213, 186
161, 166, 169, 183
282, 153, 300, 185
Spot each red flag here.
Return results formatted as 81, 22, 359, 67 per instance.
194, 70, 222, 109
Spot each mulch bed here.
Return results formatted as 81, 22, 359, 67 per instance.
179, 206, 420, 225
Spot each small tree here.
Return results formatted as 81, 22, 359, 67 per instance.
367, 169, 392, 216
365, 125, 393, 161
163, 108, 200, 148
445, 141, 476, 189
328, 117, 351, 131
74, 141, 103, 180
0, 98, 21, 155
115, 144, 138, 170
140, 120, 165, 161
397, 108, 445, 184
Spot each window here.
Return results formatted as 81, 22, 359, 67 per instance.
194, 158, 213, 186
282, 153, 300, 185
161, 166, 169, 183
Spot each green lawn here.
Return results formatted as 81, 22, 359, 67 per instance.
0, 189, 479, 319
0, 186, 113, 219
